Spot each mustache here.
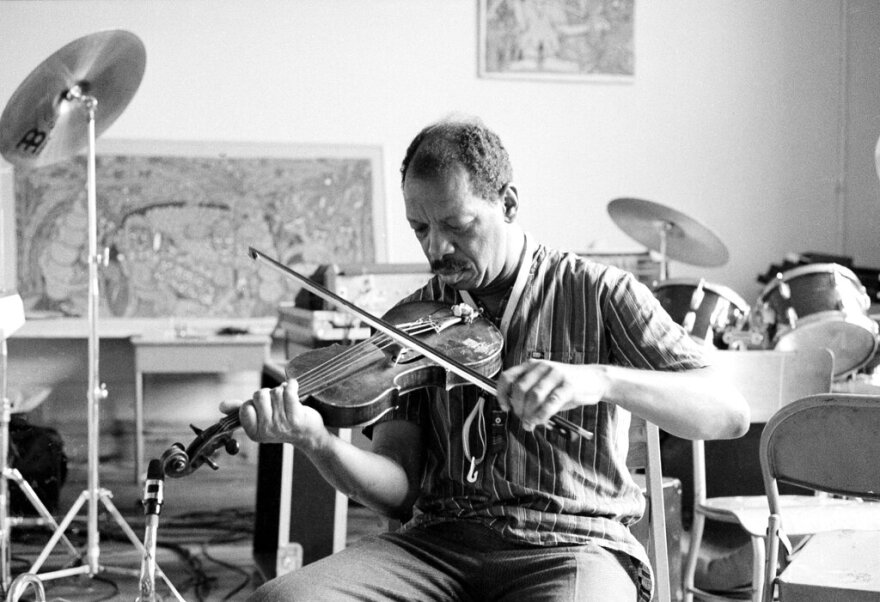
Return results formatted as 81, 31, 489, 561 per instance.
430, 257, 468, 273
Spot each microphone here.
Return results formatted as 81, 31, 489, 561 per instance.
137, 458, 165, 602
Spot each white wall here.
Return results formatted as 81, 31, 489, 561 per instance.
2, 0, 877, 306
843, 0, 880, 270
3, 0, 879, 467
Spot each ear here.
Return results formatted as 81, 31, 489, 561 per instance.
500, 184, 519, 222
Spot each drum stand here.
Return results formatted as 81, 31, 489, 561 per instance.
23, 92, 183, 601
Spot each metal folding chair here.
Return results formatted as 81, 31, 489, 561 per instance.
683, 348, 834, 602
761, 393, 880, 601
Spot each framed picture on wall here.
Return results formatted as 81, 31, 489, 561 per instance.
478, 0, 635, 82
11, 140, 385, 320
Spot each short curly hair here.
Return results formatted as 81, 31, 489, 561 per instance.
400, 117, 513, 201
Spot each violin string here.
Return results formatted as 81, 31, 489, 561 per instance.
294, 336, 388, 396
292, 322, 440, 396
296, 307, 449, 388
294, 323, 437, 393
296, 306, 452, 391
294, 331, 424, 398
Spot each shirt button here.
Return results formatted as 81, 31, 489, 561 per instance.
494, 417, 502, 425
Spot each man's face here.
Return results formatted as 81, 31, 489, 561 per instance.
403, 164, 510, 291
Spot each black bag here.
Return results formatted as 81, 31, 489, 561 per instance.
8, 416, 68, 515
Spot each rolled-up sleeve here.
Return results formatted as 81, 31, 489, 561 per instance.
600, 269, 709, 371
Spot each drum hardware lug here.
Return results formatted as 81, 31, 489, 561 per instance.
682, 279, 706, 335
786, 307, 799, 329
759, 304, 775, 328
776, 273, 791, 300
722, 328, 764, 350
689, 279, 706, 311
682, 311, 696, 334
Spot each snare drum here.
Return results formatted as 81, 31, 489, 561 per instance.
653, 279, 750, 349
751, 263, 879, 377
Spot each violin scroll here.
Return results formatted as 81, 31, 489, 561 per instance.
161, 414, 242, 478
160, 443, 189, 477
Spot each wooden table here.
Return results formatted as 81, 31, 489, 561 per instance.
131, 333, 270, 481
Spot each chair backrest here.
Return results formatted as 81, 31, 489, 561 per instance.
691, 348, 834, 505
628, 414, 672, 602
760, 393, 880, 503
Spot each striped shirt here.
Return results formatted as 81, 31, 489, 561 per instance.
376, 242, 708, 601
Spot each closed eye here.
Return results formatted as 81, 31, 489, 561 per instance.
409, 223, 428, 238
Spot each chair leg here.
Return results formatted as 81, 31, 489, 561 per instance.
682, 510, 705, 602
749, 535, 765, 602
762, 515, 781, 602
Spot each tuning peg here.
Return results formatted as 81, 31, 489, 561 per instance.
224, 439, 240, 456
189, 424, 204, 435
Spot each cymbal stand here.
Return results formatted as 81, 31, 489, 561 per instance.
26, 90, 183, 601
655, 220, 672, 281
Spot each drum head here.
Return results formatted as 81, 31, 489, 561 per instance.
774, 313, 879, 377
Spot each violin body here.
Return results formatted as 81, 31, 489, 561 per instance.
290, 300, 504, 427
162, 300, 503, 478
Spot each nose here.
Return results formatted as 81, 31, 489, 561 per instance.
425, 229, 453, 262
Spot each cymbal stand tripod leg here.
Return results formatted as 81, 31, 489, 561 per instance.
26, 93, 184, 602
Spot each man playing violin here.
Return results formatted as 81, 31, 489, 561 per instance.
234, 117, 750, 601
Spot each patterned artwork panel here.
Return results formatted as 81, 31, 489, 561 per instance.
14, 143, 381, 318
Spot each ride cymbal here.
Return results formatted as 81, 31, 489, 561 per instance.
607, 197, 729, 267
0, 29, 146, 168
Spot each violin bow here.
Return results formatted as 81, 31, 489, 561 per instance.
250, 248, 593, 441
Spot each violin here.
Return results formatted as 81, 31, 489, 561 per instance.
161, 247, 593, 478
161, 301, 504, 477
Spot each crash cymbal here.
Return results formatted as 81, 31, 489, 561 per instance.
607, 197, 729, 267
0, 30, 145, 168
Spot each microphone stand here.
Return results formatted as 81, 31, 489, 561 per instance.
137, 459, 164, 602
